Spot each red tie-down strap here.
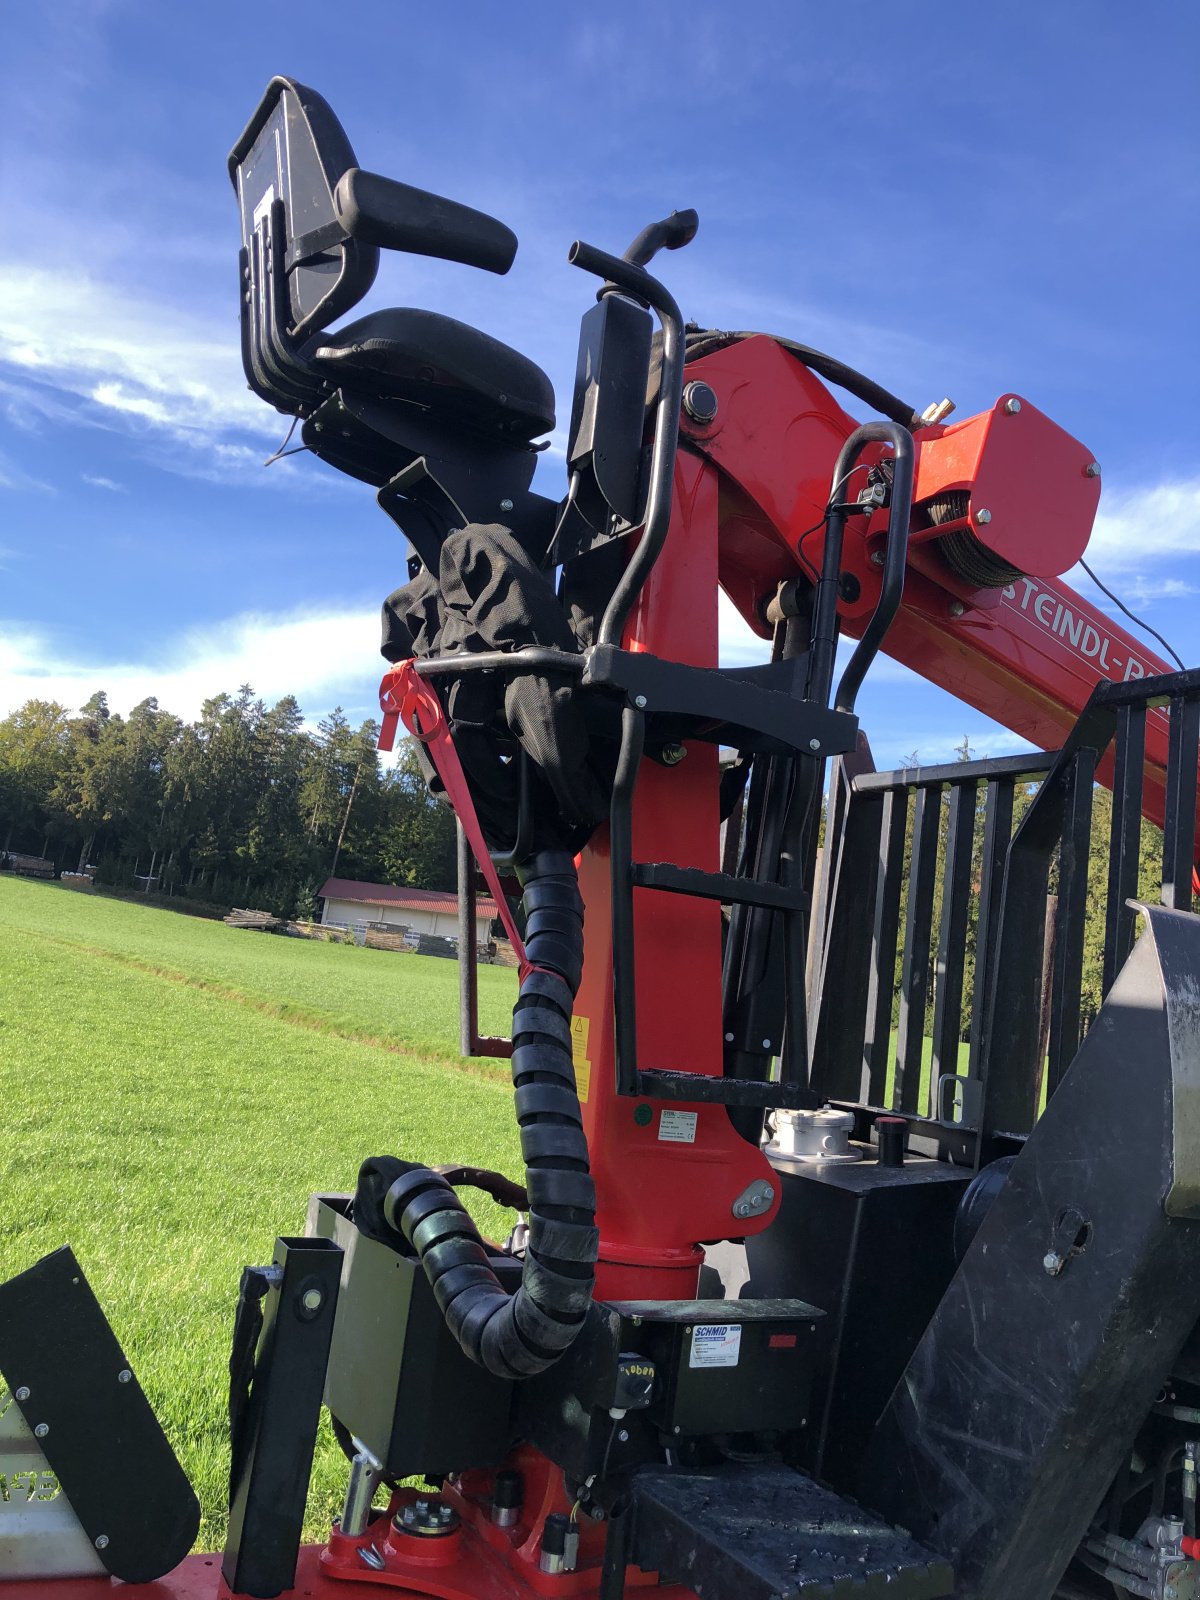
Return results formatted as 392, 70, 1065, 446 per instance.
379, 661, 537, 978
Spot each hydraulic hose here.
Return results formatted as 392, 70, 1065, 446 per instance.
375, 851, 598, 1378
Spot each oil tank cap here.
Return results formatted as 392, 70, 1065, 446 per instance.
767, 1107, 863, 1166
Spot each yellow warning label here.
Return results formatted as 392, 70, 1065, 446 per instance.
571, 1016, 592, 1103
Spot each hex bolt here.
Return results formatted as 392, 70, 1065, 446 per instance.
34, 1424, 48, 1438
94, 1535, 109, 1551
808, 738, 821, 752
762, 1039, 772, 1050
869, 549, 885, 567
617, 1429, 630, 1443
949, 600, 966, 618
500, 498, 514, 512
662, 743, 687, 765
301, 1288, 324, 1312
117, 1369, 132, 1384
14, 1387, 29, 1401
975, 508, 993, 525
634, 695, 648, 709
1043, 1251, 1064, 1276
1004, 398, 1022, 414
1086, 461, 1101, 478
724, 1032, 734, 1043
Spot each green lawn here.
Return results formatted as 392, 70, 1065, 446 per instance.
0, 877, 520, 1550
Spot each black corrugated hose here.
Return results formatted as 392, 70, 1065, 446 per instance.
375, 850, 599, 1378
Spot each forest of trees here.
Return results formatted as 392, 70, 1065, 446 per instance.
0, 686, 1171, 1041
0, 687, 457, 917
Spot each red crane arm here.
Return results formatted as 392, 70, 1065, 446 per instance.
682, 335, 1177, 831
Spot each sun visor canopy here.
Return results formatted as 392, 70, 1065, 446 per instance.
230, 76, 379, 341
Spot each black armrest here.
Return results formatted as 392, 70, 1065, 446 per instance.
333, 168, 517, 275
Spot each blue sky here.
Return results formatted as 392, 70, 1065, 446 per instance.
1, 1, 1197, 768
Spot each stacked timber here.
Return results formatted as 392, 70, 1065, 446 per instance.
1, 853, 55, 879
224, 908, 282, 932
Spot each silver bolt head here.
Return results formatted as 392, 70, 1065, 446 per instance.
662, 743, 687, 765
1043, 1251, 1063, 1276
762, 1038, 772, 1049
94, 1535, 109, 1550
1086, 461, 1101, 478
869, 549, 885, 567
763, 1186, 775, 1203
14, 1386, 29, 1401
808, 738, 821, 752
500, 498, 514, 512
975, 508, 993, 525
617, 1428, 630, 1443
949, 600, 966, 618
724, 1032, 735, 1042
1004, 398, 1022, 414
633, 694, 648, 709
301, 1288, 323, 1312
34, 1423, 48, 1438
118, 1369, 132, 1384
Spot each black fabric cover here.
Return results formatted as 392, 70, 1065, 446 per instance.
381, 522, 613, 852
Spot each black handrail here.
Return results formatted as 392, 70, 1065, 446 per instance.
568, 242, 688, 649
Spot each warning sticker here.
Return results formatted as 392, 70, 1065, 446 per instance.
658, 1109, 698, 1144
571, 1016, 592, 1104
690, 1324, 742, 1369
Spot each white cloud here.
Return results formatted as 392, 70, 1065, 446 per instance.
0, 604, 388, 724
1082, 477, 1200, 573
81, 473, 126, 493
0, 263, 272, 455
0, 449, 54, 494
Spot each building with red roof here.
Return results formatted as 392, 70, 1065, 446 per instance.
317, 877, 498, 942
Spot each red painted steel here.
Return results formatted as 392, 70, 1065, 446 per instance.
33, 326, 1192, 1600
682, 336, 1182, 835
574, 451, 781, 1304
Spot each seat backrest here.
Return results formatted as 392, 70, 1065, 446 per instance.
229, 76, 377, 342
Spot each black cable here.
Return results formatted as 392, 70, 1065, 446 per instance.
1079, 558, 1186, 672
363, 851, 598, 1381
794, 463, 873, 583
684, 328, 919, 429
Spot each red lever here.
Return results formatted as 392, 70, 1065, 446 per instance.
379, 662, 533, 975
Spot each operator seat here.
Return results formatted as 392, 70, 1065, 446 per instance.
309, 307, 554, 441
230, 77, 554, 460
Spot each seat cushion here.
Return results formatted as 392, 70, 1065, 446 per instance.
308, 307, 555, 440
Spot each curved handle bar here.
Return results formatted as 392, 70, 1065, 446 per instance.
623, 208, 699, 268
804, 421, 915, 714
567, 241, 688, 648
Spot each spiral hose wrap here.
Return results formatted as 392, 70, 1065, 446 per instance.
380, 850, 597, 1378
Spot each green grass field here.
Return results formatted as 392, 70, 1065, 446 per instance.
0, 876, 520, 1549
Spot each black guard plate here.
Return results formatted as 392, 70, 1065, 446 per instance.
0, 1246, 200, 1583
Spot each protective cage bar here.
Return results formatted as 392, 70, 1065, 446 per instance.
807, 669, 1200, 1168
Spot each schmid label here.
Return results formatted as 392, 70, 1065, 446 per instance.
658, 1109, 698, 1144
690, 1323, 742, 1369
